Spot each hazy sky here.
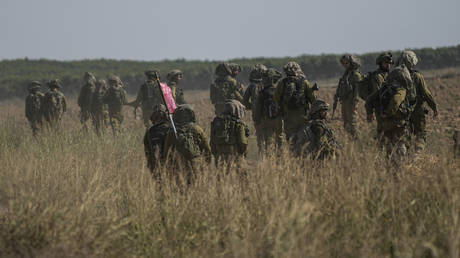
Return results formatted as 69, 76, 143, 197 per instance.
1, 0, 459, 61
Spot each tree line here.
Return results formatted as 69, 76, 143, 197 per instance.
1, 45, 459, 100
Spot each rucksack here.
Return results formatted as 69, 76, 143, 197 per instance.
358, 71, 378, 100
106, 87, 124, 111
210, 77, 235, 104
175, 125, 201, 159
212, 116, 238, 145
378, 84, 401, 115
78, 84, 95, 108
45, 91, 64, 115
262, 86, 281, 119
282, 76, 305, 110
26, 93, 42, 116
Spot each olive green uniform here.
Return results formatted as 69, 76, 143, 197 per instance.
409, 70, 437, 151
104, 84, 128, 135
42, 88, 67, 130
78, 73, 96, 131
133, 80, 164, 127
295, 119, 338, 160
25, 90, 44, 135
365, 69, 388, 137
210, 63, 244, 115
334, 69, 363, 138
243, 80, 264, 148
274, 76, 316, 140
210, 115, 249, 163
91, 81, 109, 135
144, 121, 171, 176
169, 81, 186, 105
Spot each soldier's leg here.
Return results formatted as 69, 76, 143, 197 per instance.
411, 111, 427, 152
341, 100, 356, 138
80, 109, 90, 131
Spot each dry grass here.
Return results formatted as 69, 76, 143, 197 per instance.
0, 70, 459, 257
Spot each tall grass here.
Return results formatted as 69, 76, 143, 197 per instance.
0, 73, 459, 257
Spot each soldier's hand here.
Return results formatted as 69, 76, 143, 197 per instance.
366, 114, 374, 123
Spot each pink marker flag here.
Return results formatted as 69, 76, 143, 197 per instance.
160, 82, 177, 114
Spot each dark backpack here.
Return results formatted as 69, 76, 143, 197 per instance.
106, 87, 124, 111
262, 86, 281, 119
175, 125, 201, 159
45, 91, 64, 115
282, 76, 305, 110
358, 71, 377, 100
378, 84, 401, 115
212, 116, 238, 145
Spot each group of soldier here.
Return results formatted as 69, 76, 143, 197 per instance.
25, 50, 450, 182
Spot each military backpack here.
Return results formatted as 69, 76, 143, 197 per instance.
212, 116, 240, 145
262, 86, 281, 119
358, 71, 379, 100
281, 76, 305, 110
26, 93, 43, 118
44, 91, 65, 115
175, 125, 201, 160
105, 87, 124, 111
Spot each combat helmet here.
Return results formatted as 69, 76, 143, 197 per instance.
173, 104, 196, 124
249, 63, 267, 82
340, 54, 361, 69
228, 63, 242, 76
215, 63, 232, 77
84, 72, 96, 84
223, 99, 246, 119
107, 75, 122, 86
145, 70, 160, 80
47, 79, 62, 89
150, 104, 168, 123
397, 50, 418, 69
310, 99, 329, 115
166, 69, 183, 82
28, 81, 41, 91
376, 52, 394, 65
283, 61, 303, 76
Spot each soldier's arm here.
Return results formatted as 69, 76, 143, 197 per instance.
415, 73, 437, 113
210, 120, 217, 155
350, 71, 363, 106
253, 94, 263, 125
274, 80, 283, 104
384, 88, 406, 117
25, 97, 31, 120
236, 123, 249, 155
233, 81, 244, 102
62, 95, 67, 112
365, 90, 379, 116
176, 88, 186, 104
195, 125, 212, 161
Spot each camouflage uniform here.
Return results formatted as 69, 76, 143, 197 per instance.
167, 69, 186, 105
254, 68, 284, 151
274, 61, 317, 141
365, 53, 393, 139
333, 55, 363, 138
25, 81, 44, 136
91, 79, 109, 135
164, 105, 211, 184
144, 104, 171, 178
243, 64, 267, 149
210, 100, 249, 164
131, 70, 165, 127
42, 79, 67, 130
409, 69, 438, 152
210, 63, 244, 115
77, 72, 96, 131
294, 100, 339, 160
379, 51, 417, 160
104, 76, 128, 135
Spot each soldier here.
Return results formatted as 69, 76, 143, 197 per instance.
253, 68, 284, 151
333, 55, 363, 139
365, 53, 394, 140
42, 79, 67, 130
408, 55, 438, 153
104, 76, 128, 135
77, 72, 96, 132
164, 105, 211, 184
166, 69, 186, 104
243, 64, 267, 149
210, 62, 244, 115
210, 100, 249, 165
274, 61, 317, 142
294, 100, 339, 160
378, 51, 416, 161
130, 70, 164, 127
25, 81, 44, 136
144, 104, 171, 178
91, 79, 109, 135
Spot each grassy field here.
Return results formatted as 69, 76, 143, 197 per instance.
0, 68, 459, 257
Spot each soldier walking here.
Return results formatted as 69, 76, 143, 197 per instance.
77, 72, 96, 132
42, 79, 67, 130
104, 76, 128, 135
333, 55, 363, 139
167, 69, 186, 104
210, 63, 244, 115
25, 81, 44, 136
91, 79, 109, 135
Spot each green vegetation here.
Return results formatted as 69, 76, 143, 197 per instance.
1, 45, 459, 100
